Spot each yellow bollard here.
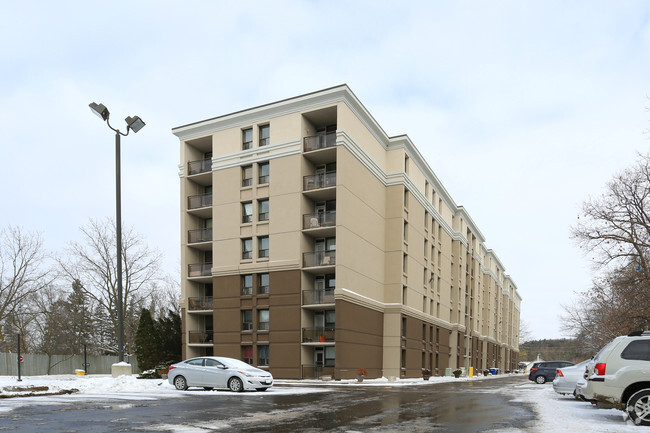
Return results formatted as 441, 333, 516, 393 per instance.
469, 367, 474, 378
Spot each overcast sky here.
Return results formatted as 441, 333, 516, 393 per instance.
1, 1, 649, 341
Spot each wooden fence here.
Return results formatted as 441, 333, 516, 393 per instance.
0, 352, 139, 376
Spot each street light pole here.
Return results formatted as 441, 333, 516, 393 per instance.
89, 102, 145, 363
115, 130, 124, 363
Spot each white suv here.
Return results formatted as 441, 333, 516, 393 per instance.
583, 331, 650, 425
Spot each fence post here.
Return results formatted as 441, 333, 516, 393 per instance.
17, 333, 22, 382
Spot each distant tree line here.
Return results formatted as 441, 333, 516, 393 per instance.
563, 152, 650, 352
0, 218, 181, 369
519, 338, 594, 363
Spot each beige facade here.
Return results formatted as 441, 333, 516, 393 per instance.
173, 85, 522, 379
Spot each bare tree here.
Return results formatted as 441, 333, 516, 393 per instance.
58, 218, 162, 356
0, 226, 52, 352
567, 152, 650, 341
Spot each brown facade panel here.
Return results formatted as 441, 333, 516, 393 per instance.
335, 299, 383, 379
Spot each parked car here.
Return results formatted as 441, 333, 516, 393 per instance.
168, 356, 273, 392
582, 331, 650, 425
553, 359, 590, 395
528, 361, 574, 384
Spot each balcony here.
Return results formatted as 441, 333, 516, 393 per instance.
303, 211, 336, 230
188, 263, 212, 279
188, 297, 213, 311
188, 228, 212, 244
188, 158, 211, 175
303, 251, 336, 269
302, 327, 335, 343
304, 172, 336, 191
304, 132, 336, 152
188, 193, 212, 210
186, 158, 212, 185
302, 289, 335, 306
188, 330, 214, 344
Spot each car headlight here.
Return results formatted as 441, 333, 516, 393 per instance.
238, 370, 252, 377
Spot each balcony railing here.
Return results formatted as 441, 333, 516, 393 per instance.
188, 158, 211, 175
301, 364, 335, 379
302, 289, 335, 305
188, 228, 212, 244
302, 327, 335, 343
303, 132, 336, 152
303, 172, 336, 191
188, 193, 212, 210
303, 211, 336, 229
188, 297, 213, 310
188, 330, 214, 344
303, 251, 336, 267
188, 263, 212, 277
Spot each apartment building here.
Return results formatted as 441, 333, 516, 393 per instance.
173, 85, 522, 379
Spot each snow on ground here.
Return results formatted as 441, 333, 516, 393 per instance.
0, 374, 647, 431
503, 381, 643, 432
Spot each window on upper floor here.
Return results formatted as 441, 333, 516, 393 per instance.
242, 202, 253, 224
258, 236, 269, 259
258, 199, 269, 221
242, 128, 253, 150
242, 165, 253, 187
258, 162, 269, 184
242, 310, 253, 331
242, 345, 253, 365
258, 273, 269, 294
242, 274, 253, 296
242, 238, 253, 260
259, 124, 269, 147
258, 309, 269, 331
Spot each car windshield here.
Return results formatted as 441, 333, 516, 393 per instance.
221, 358, 259, 370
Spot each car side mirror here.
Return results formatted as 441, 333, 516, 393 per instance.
218, 365, 227, 369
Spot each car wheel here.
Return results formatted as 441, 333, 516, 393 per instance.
173, 375, 188, 391
535, 375, 546, 384
627, 389, 650, 426
228, 377, 244, 392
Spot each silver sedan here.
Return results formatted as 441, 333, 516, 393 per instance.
168, 356, 273, 392
552, 359, 590, 396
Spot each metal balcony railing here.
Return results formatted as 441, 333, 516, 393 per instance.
188, 193, 212, 210
303, 172, 336, 191
188, 297, 213, 310
188, 330, 214, 344
303, 211, 336, 229
303, 251, 336, 267
188, 263, 212, 277
302, 327, 335, 343
302, 289, 335, 305
188, 228, 212, 244
303, 132, 336, 152
188, 158, 211, 175
301, 364, 335, 379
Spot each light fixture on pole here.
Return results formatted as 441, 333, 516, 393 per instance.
88, 102, 145, 363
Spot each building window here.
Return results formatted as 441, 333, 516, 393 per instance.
242, 274, 253, 296
258, 345, 269, 366
259, 125, 270, 147
258, 199, 269, 221
242, 128, 253, 150
242, 165, 253, 187
242, 310, 253, 331
258, 273, 269, 294
242, 345, 253, 365
242, 202, 253, 223
258, 236, 269, 259
258, 309, 269, 330
325, 346, 335, 367
242, 238, 253, 260
258, 162, 269, 184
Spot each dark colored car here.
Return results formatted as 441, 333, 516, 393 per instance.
528, 361, 574, 384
